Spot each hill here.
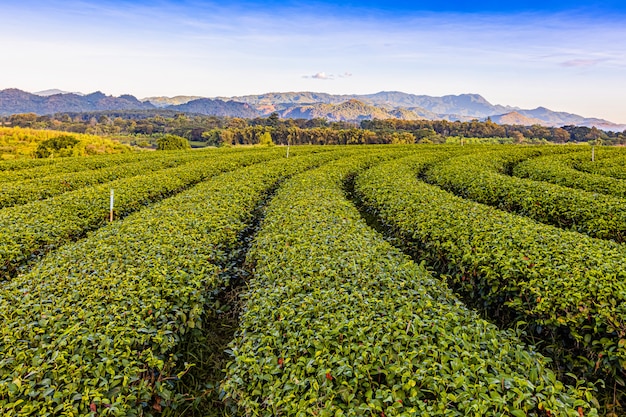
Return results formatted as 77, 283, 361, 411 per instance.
212, 91, 625, 128
166, 98, 260, 118
143, 95, 203, 107
3, 88, 625, 130
360, 91, 516, 117
0, 89, 154, 116
277, 99, 423, 121
490, 111, 548, 126
225, 91, 514, 118
0, 126, 132, 159
516, 107, 626, 131
34, 89, 84, 97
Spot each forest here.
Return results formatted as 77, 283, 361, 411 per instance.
2, 110, 625, 148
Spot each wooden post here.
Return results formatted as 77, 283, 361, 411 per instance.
110, 189, 114, 222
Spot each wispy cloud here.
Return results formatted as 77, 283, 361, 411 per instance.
2, 1, 626, 122
302, 72, 352, 80
560, 58, 607, 68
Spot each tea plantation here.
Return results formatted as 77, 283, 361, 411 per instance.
1, 144, 625, 416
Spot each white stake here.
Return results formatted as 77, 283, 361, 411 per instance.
110, 189, 114, 222
592, 145, 595, 162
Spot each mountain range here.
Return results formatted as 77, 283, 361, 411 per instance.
0, 89, 154, 114
1, 88, 624, 131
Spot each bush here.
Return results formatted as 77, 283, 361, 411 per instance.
156, 134, 190, 151
34, 135, 80, 158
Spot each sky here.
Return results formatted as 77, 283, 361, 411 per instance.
1, 0, 625, 123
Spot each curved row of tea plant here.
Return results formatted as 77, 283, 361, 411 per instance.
222, 154, 597, 417
573, 150, 626, 179
0, 150, 347, 417
424, 148, 626, 242
355, 155, 626, 409
513, 152, 626, 198
0, 150, 167, 183
0, 148, 284, 280
0, 151, 221, 208
0, 155, 64, 171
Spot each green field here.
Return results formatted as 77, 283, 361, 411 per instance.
2, 144, 626, 416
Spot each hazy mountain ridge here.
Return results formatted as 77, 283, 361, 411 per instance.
144, 95, 203, 107
34, 89, 84, 97
489, 111, 549, 126
275, 99, 423, 121
0, 89, 154, 115
155, 90, 624, 129
167, 98, 260, 118
2, 88, 624, 131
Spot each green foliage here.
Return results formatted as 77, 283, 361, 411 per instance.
6, 109, 626, 146
0, 152, 214, 209
223, 151, 597, 416
258, 131, 274, 146
0, 151, 163, 182
201, 129, 225, 147
0, 149, 283, 280
0, 150, 341, 416
34, 135, 80, 158
355, 153, 626, 410
156, 134, 191, 151
424, 146, 626, 242
514, 149, 626, 197
4, 144, 626, 415
0, 126, 132, 159
574, 151, 626, 179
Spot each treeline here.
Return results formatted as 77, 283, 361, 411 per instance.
2, 111, 626, 146
361, 119, 625, 144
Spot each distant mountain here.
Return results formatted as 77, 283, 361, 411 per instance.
34, 89, 84, 97
167, 98, 260, 118
275, 99, 421, 121
516, 107, 626, 130
223, 91, 346, 106
143, 95, 203, 107
2, 88, 624, 130
0, 89, 154, 115
490, 111, 549, 126
241, 91, 623, 130
227, 91, 516, 119
359, 91, 517, 117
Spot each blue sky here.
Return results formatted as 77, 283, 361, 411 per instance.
1, 0, 625, 123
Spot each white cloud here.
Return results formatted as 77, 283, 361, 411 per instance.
303, 72, 334, 80
2, 1, 626, 122
302, 72, 353, 80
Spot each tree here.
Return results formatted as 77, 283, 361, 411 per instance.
510, 131, 525, 143
414, 128, 439, 142
390, 132, 415, 144
34, 135, 80, 158
584, 126, 604, 142
202, 129, 223, 147
267, 112, 280, 127
9, 113, 38, 128
258, 131, 274, 146
552, 128, 570, 143
156, 134, 191, 150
